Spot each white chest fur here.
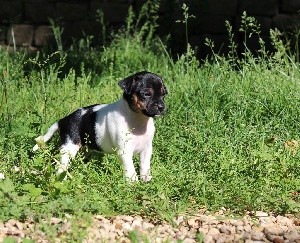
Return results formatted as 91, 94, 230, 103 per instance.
94, 99, 155, 155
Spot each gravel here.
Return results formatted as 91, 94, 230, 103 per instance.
0, 211, 299, 242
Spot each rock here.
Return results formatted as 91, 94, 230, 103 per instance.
214, 233, 234, 243
26, 223, 34, 230
51, 217, 62, 225
283, 230, 300, 241
187, 218, 198, 228
14, 221, 23, 231
0, 213, 299, 242
35, 229, 46, 237
220, 225, 235, 234
157, 225, 168, 235
209, 219, 219, 225
230, 219, 244, 226
59, 222, 72, 234
5, 219, 17, 227
108, 232, 117, 240
132, 219, 142, 229
207, 227, 220, 235
176, 231, 186, 240
198, 227, 208, 234
244, 224, 252, 232
264, 226, 284, 236
118, 237, 130, 243
242, 232, 252, 240
142, 221, 154, 230
179, 225, 189, 234
204, 234, 214, 243
201, 215, 215, 222
122, 222, 132, 232
259, 216, 276, 224
273, 238, 285, 243
94, 215, 106, 220
255, 211, 268, 217
6, 228, 23, 237
294, 219, 300, 226
236, 225, 244, 233
183, 237, 196, 243
133, 215, 143, 221
233, 233, 243, 241
216, 209, 225, 215
7, 25, 33, 47
266, 233, 283, 242
226, 234, 235, 242
97, 216, 110, 224
115, 222, 123, 230
250, 230, 265, 240
175, 215, 185, 225
166, 227, 176, 237
122, 215, 134, 222
276, 216, 294, 227
154, 237, 163, 243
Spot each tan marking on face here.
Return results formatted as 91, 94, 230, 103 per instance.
132, 93, 146, 113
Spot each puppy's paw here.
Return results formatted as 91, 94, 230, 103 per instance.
56, 166, 72, 181
125, 173, 138, 182
32, 144, 39, 152
140, 174, 152, 182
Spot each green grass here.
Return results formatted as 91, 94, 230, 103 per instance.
0, 4, 300, 240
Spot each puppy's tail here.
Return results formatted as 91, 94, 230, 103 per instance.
32, 122, 59, 152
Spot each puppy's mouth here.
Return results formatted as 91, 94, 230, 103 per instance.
142, 106, 166, 118
143, 112, 161, 118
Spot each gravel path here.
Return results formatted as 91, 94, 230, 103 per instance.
0, 211, 299, 242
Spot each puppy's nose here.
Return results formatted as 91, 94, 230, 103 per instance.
157, 103, 165, 112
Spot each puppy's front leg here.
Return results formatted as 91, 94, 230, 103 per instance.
139, 143, 153, 182
118, 151, 138, 182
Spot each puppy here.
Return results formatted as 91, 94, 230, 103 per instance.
33, 71, 167, 182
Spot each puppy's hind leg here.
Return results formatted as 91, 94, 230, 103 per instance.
33, 122, 59, 151
57, 141, 81, 175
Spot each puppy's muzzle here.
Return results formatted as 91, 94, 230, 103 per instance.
156, 103, 165, 113
146, 102, 166, 117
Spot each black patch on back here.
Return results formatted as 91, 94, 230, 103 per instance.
58, 104, 101, 150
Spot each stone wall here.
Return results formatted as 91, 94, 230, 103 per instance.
0, 0, 299, 57
0, 0, 135, 53
172, 0, 300, 58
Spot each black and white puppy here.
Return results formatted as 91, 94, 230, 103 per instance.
33, 71, 167, 182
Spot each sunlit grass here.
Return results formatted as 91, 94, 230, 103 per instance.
0, 4, 300, 229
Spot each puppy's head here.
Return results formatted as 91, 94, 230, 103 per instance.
119, 71, 168, 117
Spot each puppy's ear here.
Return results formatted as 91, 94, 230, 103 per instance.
118, 76, 135, 95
